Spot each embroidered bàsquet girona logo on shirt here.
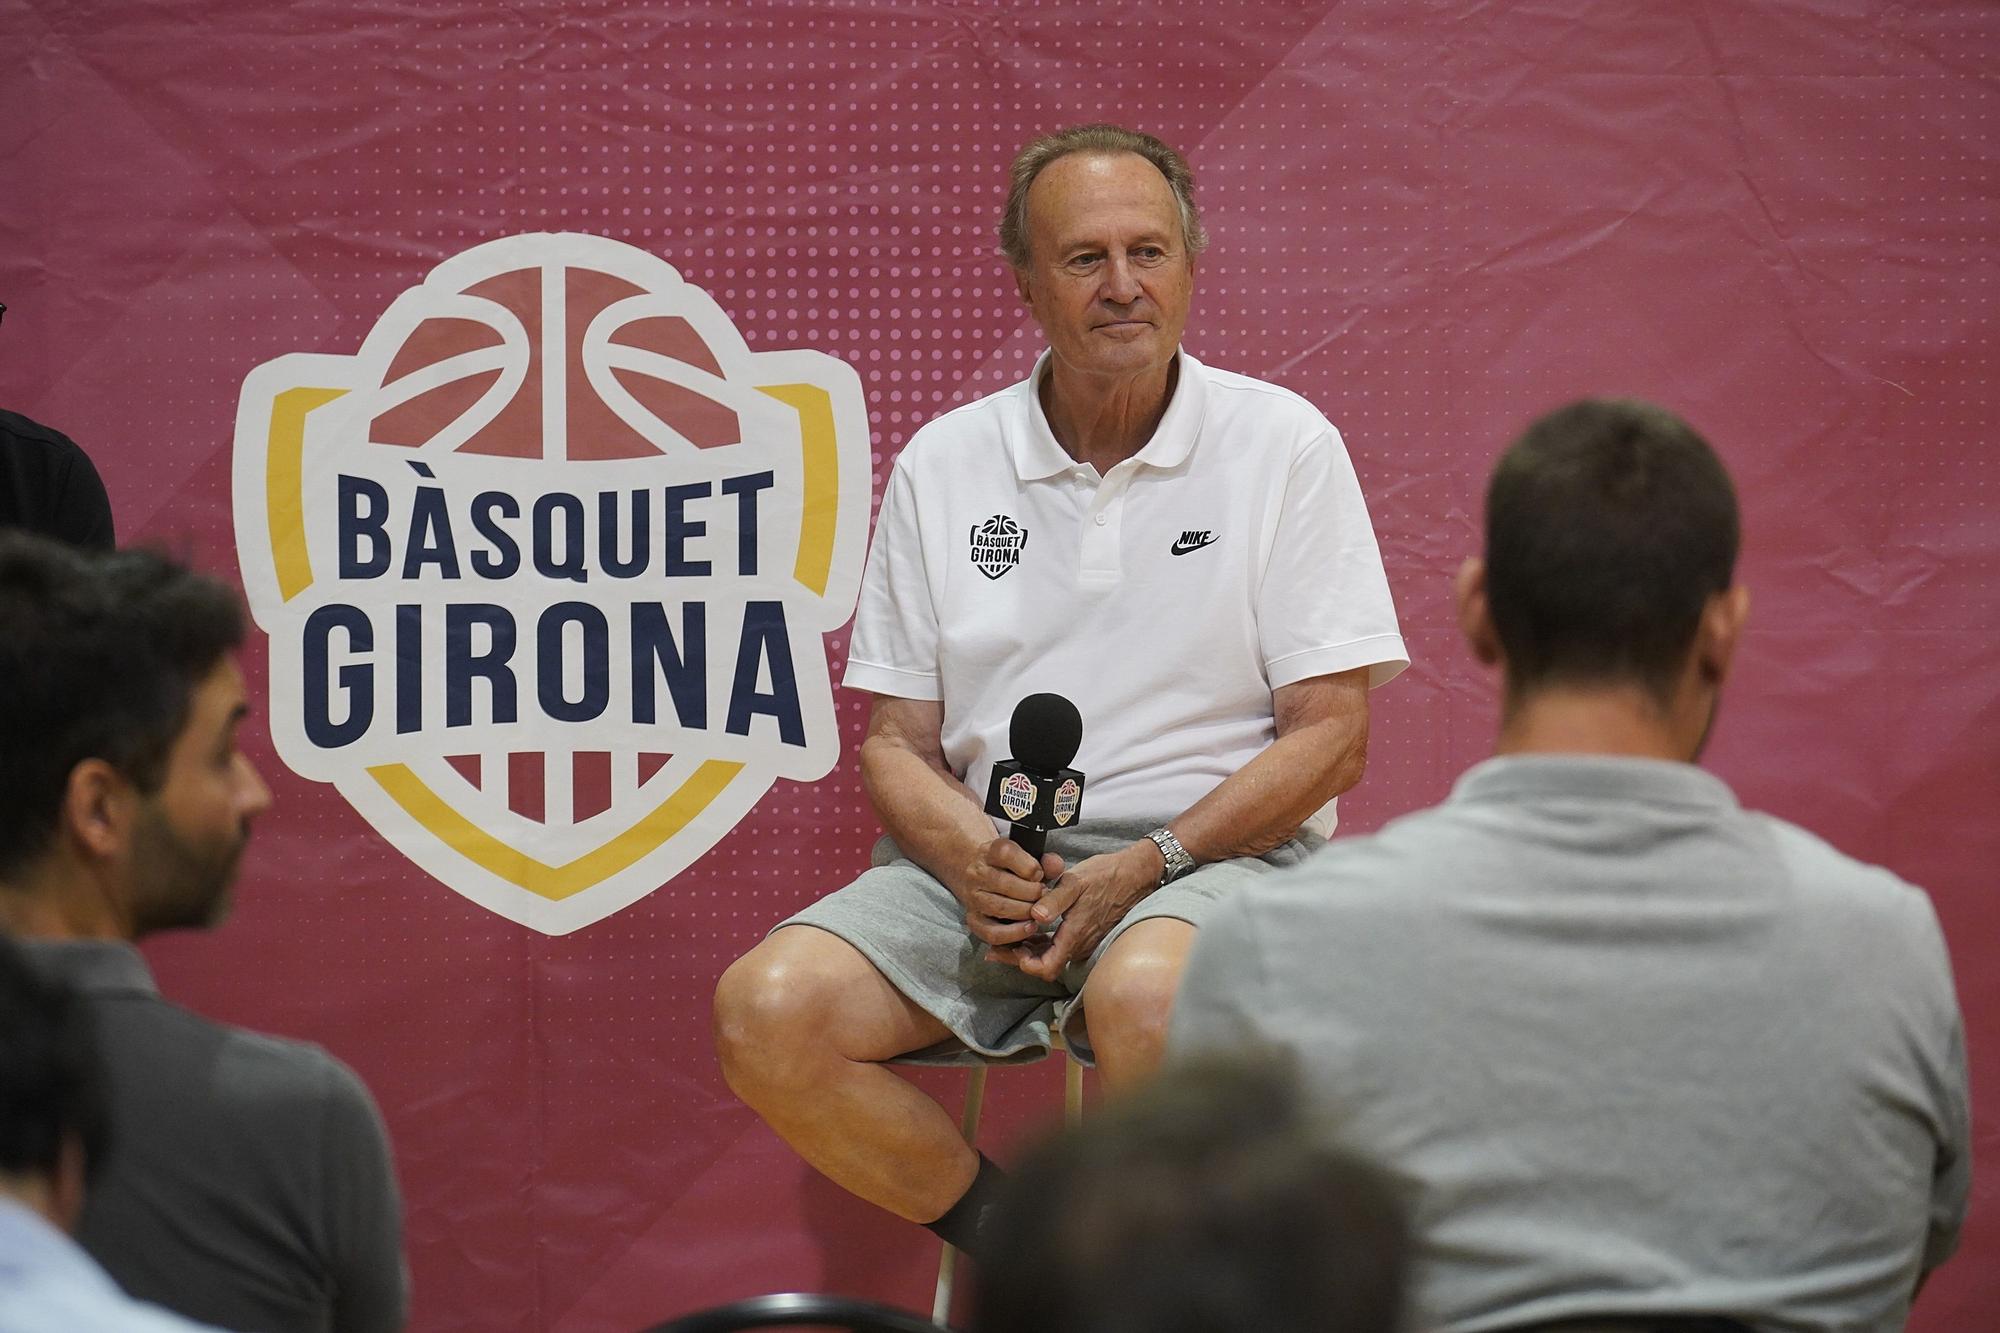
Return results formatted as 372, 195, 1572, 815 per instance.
231, 233, 870, 934
970, 514, 1027, 579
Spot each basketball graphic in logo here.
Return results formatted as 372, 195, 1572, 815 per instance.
233, 233, 869, 934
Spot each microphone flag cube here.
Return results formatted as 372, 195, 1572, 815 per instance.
985, 759, 1086, 859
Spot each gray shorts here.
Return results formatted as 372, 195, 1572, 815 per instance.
773, 818, 1321, 1066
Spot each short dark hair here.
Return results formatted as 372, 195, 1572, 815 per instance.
974, 1055, 1411, 1333
999, 124, 1207, 269
0, 932, 109, 1184
1485, 399, 1740, 703
0, 533, 245, 879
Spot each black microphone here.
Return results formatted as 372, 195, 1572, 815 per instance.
983, 693, 1087, 861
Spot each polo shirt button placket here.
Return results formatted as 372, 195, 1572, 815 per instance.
1081, 478, 1123, 587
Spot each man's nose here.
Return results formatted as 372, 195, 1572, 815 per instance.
1101, 254, 1142, 304
240, 756, 274, 821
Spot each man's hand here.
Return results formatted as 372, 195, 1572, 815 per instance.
953, 837, 1066, 948
984, 839, 1164, 981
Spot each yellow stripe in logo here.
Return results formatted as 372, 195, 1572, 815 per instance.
367, 759, 746, 901
757, 383, 838, 597
267, 387, 348, 602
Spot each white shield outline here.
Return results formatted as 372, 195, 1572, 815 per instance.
232, 233, 869, 934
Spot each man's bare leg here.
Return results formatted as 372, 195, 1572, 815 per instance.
712, 924, 973, 1222
1074, 917, 1198, 1091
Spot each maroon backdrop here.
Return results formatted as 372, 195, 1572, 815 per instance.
3, 2, 1994, 1329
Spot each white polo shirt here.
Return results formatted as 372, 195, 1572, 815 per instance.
844, 351, 1407, 830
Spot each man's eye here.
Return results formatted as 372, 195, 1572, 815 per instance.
1065, 254, 1101, 270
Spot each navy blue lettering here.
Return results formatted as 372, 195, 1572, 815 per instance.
395, 604, 422, 734
662, 482, 712, 577
631, 601, 706, 727
470, 492, 521, 578
303, 603, 373, 748
446, 604, 517, 727
721, 471, 774, 576
538, 602, 609, 723
726, 601, 805, 746
600, 489, 650, 579
337, 476, 391, 578
402, 484, 462, 579
533, 494, 588, 584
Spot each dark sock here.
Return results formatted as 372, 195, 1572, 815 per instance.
924, 1152, 1006, 1258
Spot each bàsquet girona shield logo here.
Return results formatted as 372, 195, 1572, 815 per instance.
232, 234, 869, 933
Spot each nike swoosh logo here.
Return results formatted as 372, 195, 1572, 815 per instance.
1170, 533, 1218, 556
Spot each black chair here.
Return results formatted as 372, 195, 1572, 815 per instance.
641, 1291, 952, 1333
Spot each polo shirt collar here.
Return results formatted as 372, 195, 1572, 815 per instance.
1448, 753, 1740, 813
19, 937, 160, 998
1010, 349, 1209, 480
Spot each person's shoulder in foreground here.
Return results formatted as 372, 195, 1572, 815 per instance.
0, 931, 237, 1333
1170, 397, 1968, 1333
0, 533, 406, 1333
0, 1201, 239, 1333
71, 967, 405, 1333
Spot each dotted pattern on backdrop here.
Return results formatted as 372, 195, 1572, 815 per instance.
4, 3, 1998, 1330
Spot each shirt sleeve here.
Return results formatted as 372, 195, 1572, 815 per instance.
842, 457, 942, 700
1923, 1009, 1970, 1272
1257, 425, 1408, 690
318, 1058, 408, 1333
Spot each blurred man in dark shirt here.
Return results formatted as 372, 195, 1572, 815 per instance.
0, 409, 115, 551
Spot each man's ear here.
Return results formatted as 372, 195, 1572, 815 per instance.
1454, 557, 1503, 667
1697, 584, 1751, 686
1012, 266, 1034, 308
61, 759, 135, 862
52, 1131, 88, 1234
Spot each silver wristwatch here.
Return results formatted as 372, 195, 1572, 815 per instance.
1145, 827, 1195, 885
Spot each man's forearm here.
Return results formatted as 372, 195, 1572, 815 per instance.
860, 734, 1000, 894
1169, 707, 1368, 864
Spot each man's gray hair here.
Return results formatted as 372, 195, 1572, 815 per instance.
999, 124, 1208, 269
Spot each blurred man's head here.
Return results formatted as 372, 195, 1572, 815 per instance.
1456, 398, 1749, 759
974, 1055, 1410, 1333
0, 931, 108, 1231
0, 534, 269, 938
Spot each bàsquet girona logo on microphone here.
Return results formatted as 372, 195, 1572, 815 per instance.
232, 234, 869, 934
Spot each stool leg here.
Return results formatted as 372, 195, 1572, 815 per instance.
932, 1065, 988, 1325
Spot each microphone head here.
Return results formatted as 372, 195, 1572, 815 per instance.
1010, 693, 1082, 774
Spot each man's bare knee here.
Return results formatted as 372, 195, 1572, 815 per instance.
1083, 921, 1198, 1078
712, 926, 949, 1094
713, 932, 850, 1092
1087, 952, 1181, 1048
